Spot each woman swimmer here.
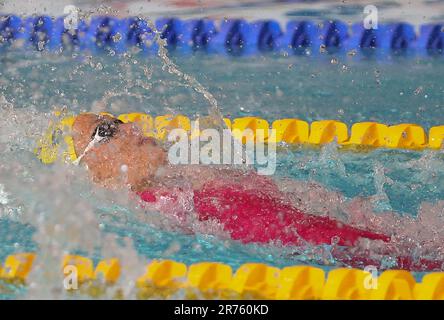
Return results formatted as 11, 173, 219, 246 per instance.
70, 113, 442, 272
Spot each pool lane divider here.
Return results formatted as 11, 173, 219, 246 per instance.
35, 112, 444, 164
0, 15, 443, 56
0, 253, 443, 299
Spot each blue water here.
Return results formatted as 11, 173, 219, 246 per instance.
276, 148, 444, 215
1, 49, 444, 298
2, 52, 444, 128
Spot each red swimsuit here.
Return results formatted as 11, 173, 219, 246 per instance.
138, 175, 441, 272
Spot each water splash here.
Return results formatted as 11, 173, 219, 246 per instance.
144, 19, 247, 165
276, 155, 444, 267
146, 20, 222, 124
0, 104, 150, 298
371, 162, 393, 212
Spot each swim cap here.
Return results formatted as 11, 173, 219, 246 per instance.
34, 111, 78, 164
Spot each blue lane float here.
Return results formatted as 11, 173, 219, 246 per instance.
183, 19, 217, 52
124, 17, 154, 54
389, 23, 416, 52
0, 15, 22, 46
321, 20, 349, 52
248, 20, 283, 53
23, 15, 54, 51
86, 16, 127, 54
208, 19, 250, 55
418, 23, 444, 55
276, 21, 318, 55
0, 14, 443, 57
52, 17, 88, 51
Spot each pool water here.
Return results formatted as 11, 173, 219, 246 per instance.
1, 47, 444, 298
2, 52, 444, 127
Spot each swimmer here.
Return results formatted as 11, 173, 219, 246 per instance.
71, 113, 442, 272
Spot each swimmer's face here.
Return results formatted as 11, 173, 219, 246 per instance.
72, 113, 167, 189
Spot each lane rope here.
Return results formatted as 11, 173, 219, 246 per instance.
0, 15, 443, 57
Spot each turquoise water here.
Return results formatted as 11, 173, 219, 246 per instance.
276, 148, 444, 215
1, 49, 444, 298
2, 52, 444, 127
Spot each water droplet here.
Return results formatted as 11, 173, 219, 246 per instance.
112, 32, 122, 43
37, 41, 45, 51
414, 86, 423, 95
